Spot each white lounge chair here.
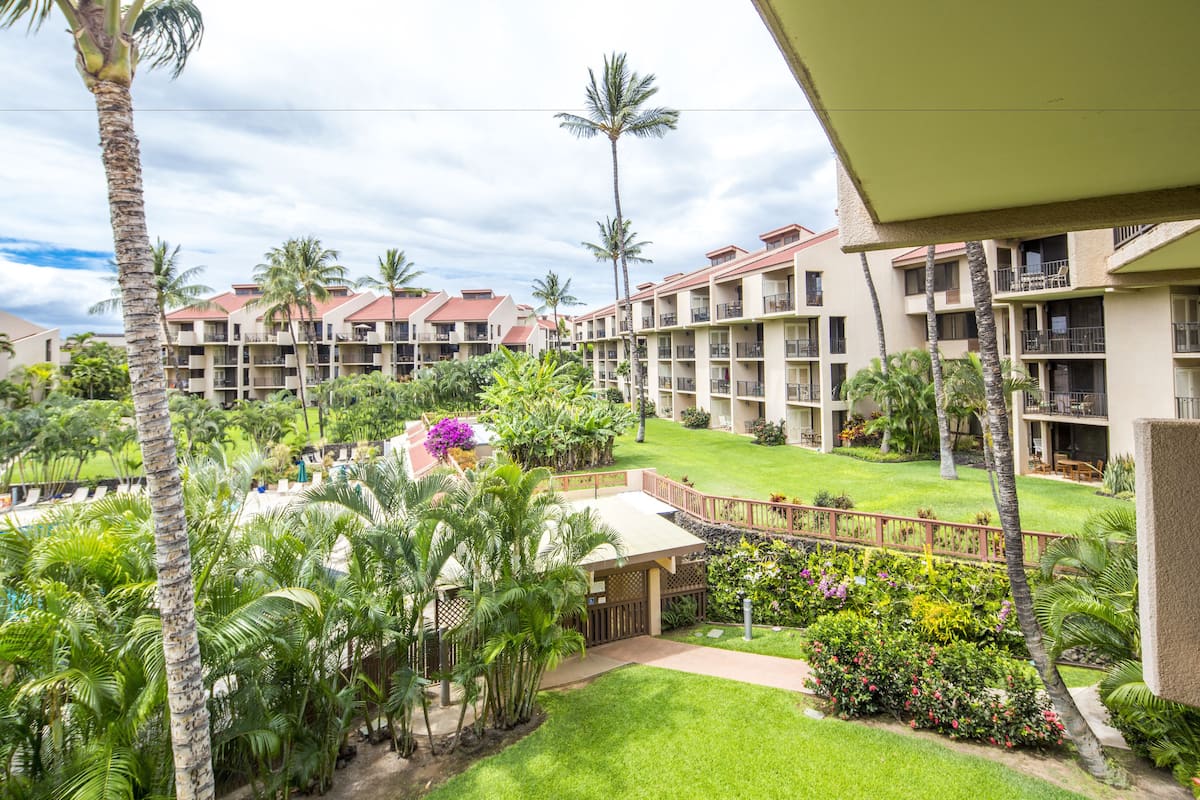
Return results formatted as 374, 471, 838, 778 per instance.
13, 488, 40, 509
337, 448, 349, 463
116, 483, 131, 495
310, 472, 323, 487
131, 484, 146, 495
91, 485, 108, 502
277, 478, 290, 494
65, 486, 90, 503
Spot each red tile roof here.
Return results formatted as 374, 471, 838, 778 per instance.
345, 293, 441, 322
501, 325, 535, 345
425, 295, 506, 322
166, 290, 257, 321
759, 223, 813, 242
715, 227, 839, 281
254, 291, 363, 321
536, 318, 558, 330
892, 242, 967, 267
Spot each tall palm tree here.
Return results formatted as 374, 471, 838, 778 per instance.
253, 248, 311, 433
531, 270, 581, 351
0, 4, 214, 798
858, 252, 892, 454
89, 239, 217, 347
356, 248, 423, 378
582, 218, 652, 397
964, 240, 1113, 782
557, 52, 679, 443
925, 246, 956, 479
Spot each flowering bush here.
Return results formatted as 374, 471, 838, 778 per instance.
680, 407, 711, 429
805, 614, 1065, 750
748, 418, 787, 446
425, 417, 475, 459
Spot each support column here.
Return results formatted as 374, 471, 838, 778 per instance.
648, 568, 662, 636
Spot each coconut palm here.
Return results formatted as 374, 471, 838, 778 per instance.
89, 239, 218, 347
253, 251, 311, 432
924, 246, 957, 479
858, 252, 893, 454
356, 249, 424, 378
0, 3, 212, 796
582, 217, 652, 399
964, 240, 1113, 781
558, 52, 679, 443
531, 270, 581, 351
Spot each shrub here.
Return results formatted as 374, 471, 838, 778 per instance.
680, 407, 711, 429
813, 489, 854, 510
749, 418, 787, 446
603, 387, 625, 404
425, 417, 475, 459
974, 510, 993, 526
679, 475, 695, 487
833, 446, 932, 463
661, 596, 699, 630
636, 398, 656, 417
447, 446, 478, 471
837, 413, 882, 447
804, 614, 1065, 749
916, 507, 936, 520
1102, 454, 1135, 496
769, 492, 787, 504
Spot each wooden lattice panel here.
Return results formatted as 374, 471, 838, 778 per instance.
663, 559, 707, 593
435, 593, 471, 631
603, 569, 648, 601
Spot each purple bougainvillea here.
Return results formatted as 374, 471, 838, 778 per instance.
425, 417, 476, 460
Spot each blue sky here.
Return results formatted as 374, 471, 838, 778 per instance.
0, 1, 834, 334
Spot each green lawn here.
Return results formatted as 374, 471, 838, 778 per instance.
660, 623, 807, 659
427, 666, 1087, 800
610, 418, 1123, 534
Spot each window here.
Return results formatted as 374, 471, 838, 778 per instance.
829, 317, 846, 354
1020, 235, 1068, 270
904, 262, 959, 295
830, 363, 847, 400
932, 312, 979, 341
805, 272, 823, 305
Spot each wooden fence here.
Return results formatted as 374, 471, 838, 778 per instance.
544, 470, 630, 494
641, 472, 1065, 568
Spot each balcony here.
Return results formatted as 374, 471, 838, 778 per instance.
642, 316, 653, 328
660, 313, 677, 327
787, 382, 821, 402
1024, 391, 1108, 418
785, 339, 819, 358
736, 341, 764, 359
806, 291, 824, 306
1174, 322, 1200, 353
763, 292, 794, 314
657, 346, 672, 358
1178, 396, 1200, 420
1022, 327, 1106, 355
204, 329, 228, 343
620, 320, 630, 332
709, 343, 730, 359
606, 350, 618, 359
212, 378, 235, 389
242, 332, 270, 343
658, 376, 672, 389
994, 260, 1071, 293
1113, 224, 1156, 249
675, 377, 696, 392
716, 301, 742, 320
187, 354, 205, 369
252, 376, 283, 388
691, 307, 710, 323
186, 377, 207, 393
255, 356, 285, 366
676, 345, 696, 359
737, 380, 765, 397
710, 378, 730, 394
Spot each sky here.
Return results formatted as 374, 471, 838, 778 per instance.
0, 0, 835, 334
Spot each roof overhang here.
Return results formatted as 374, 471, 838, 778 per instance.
1108, 222, 1200, 274
752, 0, 1200, 251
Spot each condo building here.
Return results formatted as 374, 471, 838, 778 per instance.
0, 309, 61, 380
574, 222, 1200, 476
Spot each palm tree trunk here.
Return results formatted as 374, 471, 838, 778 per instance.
965, 240, 1115, 783
93, 79, 215, 800
610, 138, 645, 442
926, 246, 957, 479
288, 316, 310, 432
859, 253, 891, 454
551, 300, 559, 351
303, 311, 326, 439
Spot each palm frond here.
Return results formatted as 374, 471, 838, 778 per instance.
132, 0, 204, 79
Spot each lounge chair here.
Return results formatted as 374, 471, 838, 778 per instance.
277, 478, 290, 494
337, 448, 349, 463
116, 483, 131, 494
13, 488, 41, 509
310, 472, 323, 487
64, 486, 90, 503
131, 484, 146, 495
91, 485, 108, 502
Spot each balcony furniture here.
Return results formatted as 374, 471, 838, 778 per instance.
716, 415, 731, 430
763, 292, 794, 314
1029, 456, 1053, 474
800, 430, 821, 447
660, 313, 677, 327
691, 308, 710, 323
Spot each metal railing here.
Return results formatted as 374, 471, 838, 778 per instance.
658, 377, 672, 389
657, 346, 672, 358
676, 345, 696, 359
806, 290, 824, 306
242, 332, 270, 343
660, 313, 677, 327
716, 301, 742, 320
709, 343, 730, 358
640, 472, 1065, 567
785, 339, 819, 358
763, 292, 794, 313
744, 418, 764, 432
606, 350, 618, 359
1113, 224, 1156, 249
1173, 322, 1200, 353
464, 332, 489, 342
994, 259, 1071, 293
205, 331, 228, 342
675, 377, 696, 391
691, 307, 710, 323
1024, 391, 1108, 418
736, 380, 765, 397
710, 379, 730, 394
830, 337, 846, 355
786, 382, 821, 402
1022, 327, 1105, 354
736, 341, 764, 358
642, 316, 653, 328
1177, 396, 1200, 420
620, 320, 630, 331
255, 357, 285, 366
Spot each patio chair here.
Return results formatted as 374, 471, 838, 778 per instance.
91, 485, 108, 502
310, 472, 323, 488
337, 448, 349, 463
1047, 262, 1070, 289
64, 486, 90, 503
13, 488, 41, 509
277, 478, 290, 494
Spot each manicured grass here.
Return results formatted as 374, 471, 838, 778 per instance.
1057, 665, 1104, 688
609, 418, 1123, 534
426, 666, 1086, 800
660, 623, 807, 659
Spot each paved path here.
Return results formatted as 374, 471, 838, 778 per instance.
585, 635, 813, 693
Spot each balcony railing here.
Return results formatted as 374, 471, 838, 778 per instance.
675, 377, 696, 392
1178, 396, 1200, 420
737, 380, 765, 397
763, 292, 794, 314
676, 345, 696, 359
642, 316, 653, 328
691, 307, 710, 323
1113, 224, 1156, 249
658, 376, 672, 389
994, 260, 1071, 293
205, 331, 228, 342
212, 378, 235, 388
710, 379, 730, 394
736, 341, 764, 359
255, 357, 285, 366
830, 337, 846, 355
660, 313, 677, 327
716, 301, 742, 320
785, 339, 819, 358
709, 343, 730, 358
242, 332, 270, 343
464, 331, 489, 342
787, 383, 821, 402
806, 290, 824, 306
1022, 327, 1106, 355
1024, 391, 1108, 418
1173, 322, 1200, 353
657, 346, 672, 358
606, 350, 618, 359
620, 320, 630, 332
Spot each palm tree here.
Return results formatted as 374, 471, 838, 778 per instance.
582, 218, 652, 400
858, 252, 893, 454
288, 237, 347, 439
89, 239, 217, 347
356, 248, 424, 378
0, 332, 13, 359
925, 246, 956, 479
253, 248, 311, 433
558, 52, 679, 443
963, 240, 1113, 782
0, 3, 213, 797
531, 270, 581, 351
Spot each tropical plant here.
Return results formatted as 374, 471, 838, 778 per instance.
323, 371, 415, 442
170, 392, 231, 457
924, 246, 957, 479
559, 52, 679, 444
425, 417, 476, 460
531, 270, 581, 350
230, 391, 299, 451
88, 239, 218, 346
748, 418, 787, 446
680, 406, 710, 429
60, 337, 130, 400
1102, 454, 1136, 496
0, 333, 13, 359
858, 252, 892, 453
356, 248, 424, 377
963, 240, 1113, 781
843, 349, 939, 455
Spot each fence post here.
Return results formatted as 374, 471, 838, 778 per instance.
746, 499, 754, 529
979, 528, 989, 562
874, 516, 884, 547
924, 521, 935, 553
829, 509, 838, 541
439, 627, 450, 707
